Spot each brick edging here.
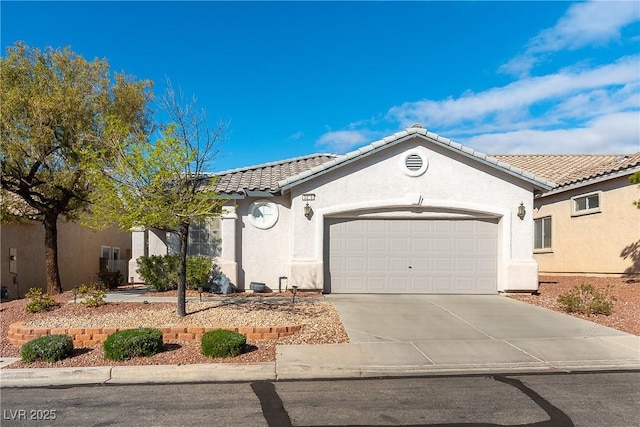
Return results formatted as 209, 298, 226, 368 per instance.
7, 322, 303, 347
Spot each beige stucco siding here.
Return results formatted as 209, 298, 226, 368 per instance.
1, 221, 131, 296
534, 176, 640, 275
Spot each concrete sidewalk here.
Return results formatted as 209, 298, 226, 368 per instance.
2, 292, 638, 387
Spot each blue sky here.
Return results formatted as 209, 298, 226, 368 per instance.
2, 1, 639, 172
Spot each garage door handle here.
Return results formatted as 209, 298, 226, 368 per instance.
408, 266, 412, 269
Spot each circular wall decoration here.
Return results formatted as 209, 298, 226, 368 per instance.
248, 200, 279, 229
402, 149, 428, 177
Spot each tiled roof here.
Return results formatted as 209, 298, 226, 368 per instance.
278, 127, 556, 191
206, 127, 640, 196
493, 153, 640, 188
211, 153, 337, 194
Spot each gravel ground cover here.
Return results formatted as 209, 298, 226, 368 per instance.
508, 275, 640, 336
1, 276, 637, 369
0, 292, 348, 369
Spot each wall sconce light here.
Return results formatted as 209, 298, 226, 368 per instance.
10, 255, 16, 261
517, 202, 526, 220
304, 202, 313, 219
302, 193, 315, 220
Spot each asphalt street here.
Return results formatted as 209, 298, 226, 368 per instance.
1, 371, 638, 426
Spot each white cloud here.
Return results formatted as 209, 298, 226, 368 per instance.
386, 55, 639, 133
315, 2, 639, 156
461, 112, 640, 154
501, 1, 640, 76
316, 130, 371, 153
287, 131, 304, 141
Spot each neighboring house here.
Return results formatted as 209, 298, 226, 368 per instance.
494, 154, 640, 277
1, 220, 131, 297
131, 125, 555, 294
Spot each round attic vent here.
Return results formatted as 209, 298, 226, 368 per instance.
405, 154, 423, 171
402, 149, 428, 177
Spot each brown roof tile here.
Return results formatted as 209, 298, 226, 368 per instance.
211, 154, 337, 194
492, 153, 640, 187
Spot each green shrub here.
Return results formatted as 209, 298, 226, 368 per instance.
21, 334, 74, 363
136, 254, 214, 291
201, 329, 246, 358
557, 284, 616, 316
78, 284, 106, 307
186, 256, 214, 290
103, 328, 164, 361
136, 255, 179, 291
98, 270, 124, 290
24, 288, 56, 313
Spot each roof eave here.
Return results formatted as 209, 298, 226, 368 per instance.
538, 164, 640, 197
280, 129, 555, 192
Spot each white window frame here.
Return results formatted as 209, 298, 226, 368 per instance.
101, 245, 112, 260
248, 200, 279, 230
571, 191, 601, 217
534, 216, 552, 252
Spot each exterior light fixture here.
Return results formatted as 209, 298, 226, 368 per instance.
517, 202, 526, 220
291, 285, 298, 305
197, 286, 204, 302
302, 194, 315, 220
72, 287, 79, 304
304, 202, 313, 219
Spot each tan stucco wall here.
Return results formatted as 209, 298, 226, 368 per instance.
534, 175, 640, 275
1, 220, 131, 296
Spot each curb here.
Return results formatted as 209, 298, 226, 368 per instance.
0, 363, 277, 387
2, 361, 638, 388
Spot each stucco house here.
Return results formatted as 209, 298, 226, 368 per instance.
131, 126, 556, 294
494, 153, 640, 277
1, 220, 131, 297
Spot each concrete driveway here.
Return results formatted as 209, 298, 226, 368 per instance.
276, 294, 640, 379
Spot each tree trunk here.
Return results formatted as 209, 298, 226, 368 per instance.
43, 213, 63, 295
176, 221, 189, 317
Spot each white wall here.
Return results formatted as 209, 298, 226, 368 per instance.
236, 196, 292, 291
283, 137, 538, 292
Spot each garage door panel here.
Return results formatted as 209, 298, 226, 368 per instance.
368, 238, 386, 252
345, 237, 365, 251
345, 257, 366, 273
433, 258, 452, 272
328, 219, 497, 294
433, 238, 453, 252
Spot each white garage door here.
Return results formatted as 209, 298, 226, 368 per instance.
327, 218, 498, 294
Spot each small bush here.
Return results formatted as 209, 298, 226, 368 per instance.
557, 284, 616, 316
186, 256, 215, 290
24, 288, 56, 313
103, 328, 164, 361
98, 270, 124, 290
21, 334, 74, 363
137, 254, 215, 291
78, 284, 106, 307
201, 329, 246, 358
136, 255, 179, 291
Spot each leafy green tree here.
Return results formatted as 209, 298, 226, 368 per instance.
631, 171, 640, 208
0, 43, 152, 294
88, 82, 226, 317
